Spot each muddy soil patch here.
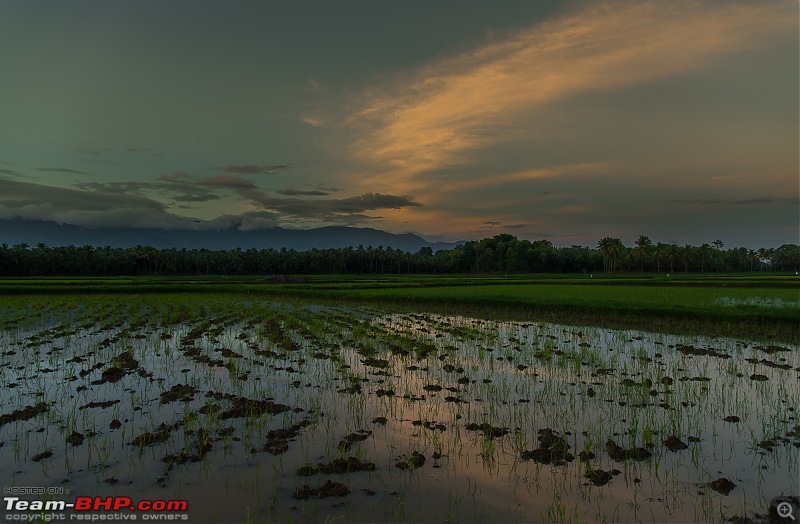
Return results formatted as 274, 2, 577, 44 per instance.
298, 457, 376, 476
292, 480, 350, 499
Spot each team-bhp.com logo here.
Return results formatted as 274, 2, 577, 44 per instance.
4, 495, 189, 521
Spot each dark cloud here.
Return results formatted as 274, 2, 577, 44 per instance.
207, 211, 279, 231
218, 164, 290, 174
9, 167, 420, 230
277, 184, 345, 196
35, 167, 93, 175
75, 145, 112, 157
237, 189, 421, 222
331, 193, 421, 213
277, 188, 330, 196
0, 178, 261, 230
76, 174, 222, 203
196, 174, 258, 190
0, 178, 186, 229
671, 199, 724, 205
74, 181, 149, 194
671, 197, 799, 206
78, 158, 124, 166
149, 172, 223, 202
172, 193, 221, 203
734, 197, 799, 205
0, 168, 25, 178
157, 172, 191, 182
480, 221, 529, 229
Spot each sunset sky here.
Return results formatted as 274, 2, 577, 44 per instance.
1, 0, 797, 247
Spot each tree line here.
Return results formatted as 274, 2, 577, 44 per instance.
0, 234, 798, 276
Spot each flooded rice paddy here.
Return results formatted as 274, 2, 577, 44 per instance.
1, 299, 798, 523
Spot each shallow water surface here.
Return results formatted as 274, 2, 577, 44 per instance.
0, 300, 797, 522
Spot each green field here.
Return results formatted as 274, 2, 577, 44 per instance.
2, 273, 797, 342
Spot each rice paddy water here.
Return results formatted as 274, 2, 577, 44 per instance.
0, 297, 797, 522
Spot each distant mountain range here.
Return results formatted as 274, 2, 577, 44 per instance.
0, 218, 460, 252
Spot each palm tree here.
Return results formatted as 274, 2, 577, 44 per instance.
596, 237, 612, 273
682, 244, 693, 273
634, 235, 653, 274
699, 243, 712, 273
608, 238, 625, 273
666, 242, 680, 273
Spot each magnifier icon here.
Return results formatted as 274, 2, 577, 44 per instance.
778, 501, 796, 520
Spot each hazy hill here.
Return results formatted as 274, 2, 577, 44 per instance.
0, 218, 459, 252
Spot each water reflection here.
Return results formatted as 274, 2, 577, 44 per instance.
0, 301, 797, 522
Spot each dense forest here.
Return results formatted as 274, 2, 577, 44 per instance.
1, 234, 798, 276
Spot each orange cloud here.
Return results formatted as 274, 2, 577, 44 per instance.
347, 1, 795, 193
437, 161, 619, 197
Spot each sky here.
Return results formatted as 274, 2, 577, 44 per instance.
0, 0, 797, 248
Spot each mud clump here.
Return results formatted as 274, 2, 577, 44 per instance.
664, 435, 688, 452
263, 440, 288, 455
32, 449, 53, 462
94, 367, 126, 384
756, 344, 790, 355
674, 344, 729, 359
79, 400, 120, 410
414, 420, 446, 431
465, 422, 509, 439
585, 469, 614, 486
0, 402, 49, 427
112, 350, 139, 369
292, 480, 350, 499
338, 383, 362, 394
66, 431, 85, 446
92, 350, 140, 385
521, 429, 575, 466
297, 457, 376, 476
160, 384, 199, 404
362, 358, 389, 369
605, 439, 652, 461
206, 392, 291, 419
130, 422, 181, 447
709, 477, 736, 495
395, 451, 426, 470
262, 420, 310, 455
339, 429, 372, 451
